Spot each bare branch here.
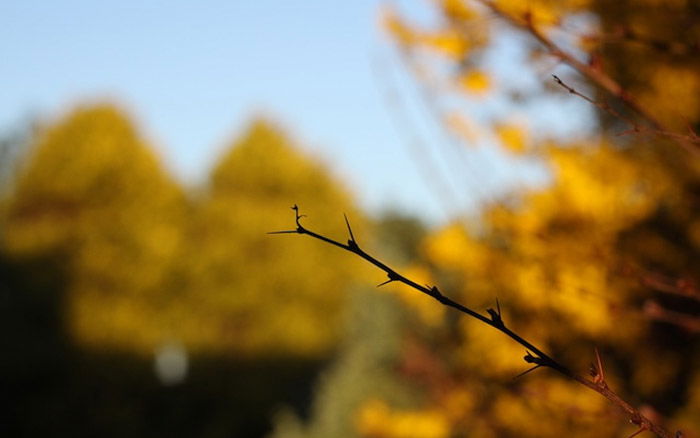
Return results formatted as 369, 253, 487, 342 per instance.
552, 75, 700, 146
583, 26, 700, 57
271, 206, 675, 438
639, 271, 700, 303
476, 0, 698, 155
644, 300, 700, 334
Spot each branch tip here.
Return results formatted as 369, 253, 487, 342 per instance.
291, 204, 306, 226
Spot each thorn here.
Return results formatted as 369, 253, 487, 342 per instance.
376, 278, 395, 288
626, 426, 647, 438
594, 347, 607, 387
487, 307, 502, 324
513, 364, 541, 380
344, 213, 359, 249
378, 272, 400, 287
343, 214, 356, 241
487, 298, 503, 325
267, 230, 299, 235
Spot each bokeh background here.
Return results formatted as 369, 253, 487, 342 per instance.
2, 1, 699, 437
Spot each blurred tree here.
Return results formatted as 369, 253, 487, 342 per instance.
178, 118, 371, 358
280, 1, 700, 438
3, 104, 187, 355
0, 109, 374, 437
372, 210, 428, 266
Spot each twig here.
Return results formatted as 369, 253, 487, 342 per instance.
552, 75, 700, 146
271, 206, 677, 438
639, 271, 700, 303
476, 0, 698, 155
584, 26, 700, 57
644, 300, 700, 334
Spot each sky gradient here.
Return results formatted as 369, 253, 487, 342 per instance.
1, 1, 583, 224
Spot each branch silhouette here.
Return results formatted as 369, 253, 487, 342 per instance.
270, 205, 677, 438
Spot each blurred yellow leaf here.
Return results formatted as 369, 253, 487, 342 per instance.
458, 70, 491, 95
496, 123, 527, 153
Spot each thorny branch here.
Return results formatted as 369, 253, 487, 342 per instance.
476, 0, 699, 155
583, 26, 700, 57
271, 205, 679, 438
644, 301, 700, 334
552, 75, 700, 146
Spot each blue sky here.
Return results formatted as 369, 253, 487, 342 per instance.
1, 1, 589, 224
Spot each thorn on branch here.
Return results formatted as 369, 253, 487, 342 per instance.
487, 298, 504, 326
631, 412, 643, 427
514, 364, 542, 380
593, 347, 608, 388
377, 271, 400, 288
627, 426, 648, 438
271, 206, 675, 438
524, 350, 538, 364
344, 213, 359, 249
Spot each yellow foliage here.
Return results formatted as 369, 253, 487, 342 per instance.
382, 7, 417, 46
445, 112, 480, 143
492, 0, 559, 25
438, 0, 476, 21
384, 265, 445, 326
182, 118, 370, 358
420, 30, 470, 59
459, 318, 534, 377
376, 1, 700, 436
458, 70, 491, 95
440, 388, 476, 421
493, 0, 592, 25
5, 104, 186, 355
550, 265, 613, 336
355, 399, 450, 438
639, 65, 700, 129
492, 379, 607, 437
3, 109, 369, 359
495, 123, 527, 153
422, 223, 484, 273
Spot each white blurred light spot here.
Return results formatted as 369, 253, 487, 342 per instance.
154, 341, 188, 386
